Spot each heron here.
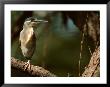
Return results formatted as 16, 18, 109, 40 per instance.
19, 17, 48, 70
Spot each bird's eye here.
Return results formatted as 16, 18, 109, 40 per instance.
31, 19, 35, 22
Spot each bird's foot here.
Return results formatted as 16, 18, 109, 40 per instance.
23, 60, 31, 71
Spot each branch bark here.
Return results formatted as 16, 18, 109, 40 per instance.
82, 46, 100, 77
11, 57, 56, 77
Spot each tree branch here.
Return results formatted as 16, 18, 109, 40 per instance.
82, 46, 100, 77
11, 57, 56, 77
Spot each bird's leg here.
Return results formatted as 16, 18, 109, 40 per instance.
23, 60, 31, 71
27, 60, 31, 70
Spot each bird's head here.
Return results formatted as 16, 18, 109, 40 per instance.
24, 17, 48, 28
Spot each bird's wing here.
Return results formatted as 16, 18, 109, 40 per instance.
24, 33, 36, 58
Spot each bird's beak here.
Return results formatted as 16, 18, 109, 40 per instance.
34, 19, 48, 23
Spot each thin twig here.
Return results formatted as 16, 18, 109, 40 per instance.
79, 32, 84, 76
88, 46, 92, 56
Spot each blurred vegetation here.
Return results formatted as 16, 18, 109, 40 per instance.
11, 11, 96, 77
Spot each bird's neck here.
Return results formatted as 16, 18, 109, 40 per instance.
23, 26, 34, 32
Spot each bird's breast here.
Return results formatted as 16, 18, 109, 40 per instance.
20, 28, 34, 45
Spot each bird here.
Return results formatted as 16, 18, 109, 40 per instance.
19, 17, 48, 70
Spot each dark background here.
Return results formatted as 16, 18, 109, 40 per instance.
11, 11, 95, 77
